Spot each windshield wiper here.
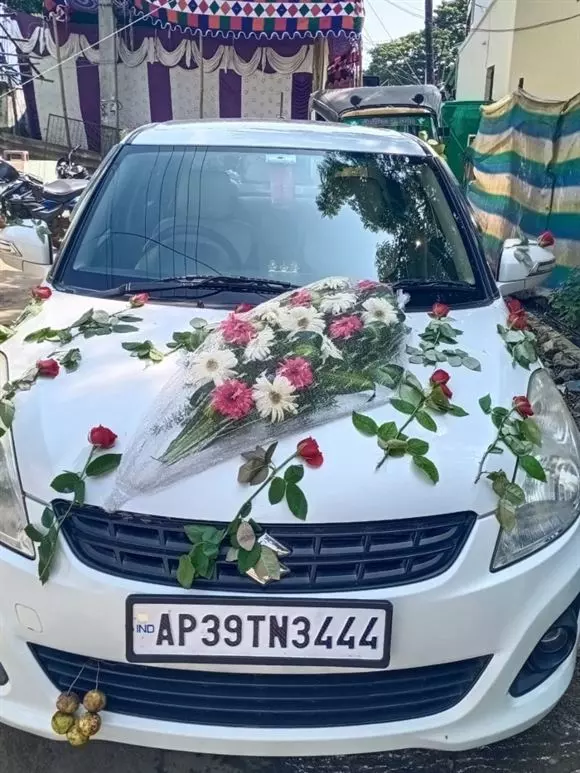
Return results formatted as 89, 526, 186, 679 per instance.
392, 278, 474, 291
97, 275, 300, 298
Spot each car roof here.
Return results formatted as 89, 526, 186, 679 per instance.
310, 86, 443, 117
127, 119, 427, 157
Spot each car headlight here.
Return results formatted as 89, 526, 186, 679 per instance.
492, 369, 580, 570
0, 352, 34, 557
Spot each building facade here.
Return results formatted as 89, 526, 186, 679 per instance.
456, 0, 580, 102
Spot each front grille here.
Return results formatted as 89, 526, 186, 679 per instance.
58, 502, 475, 592
30, 644, 490, 728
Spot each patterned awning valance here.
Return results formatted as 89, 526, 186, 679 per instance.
45, 0, 364, 39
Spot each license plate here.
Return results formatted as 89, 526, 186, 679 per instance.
126, 596, 392, 668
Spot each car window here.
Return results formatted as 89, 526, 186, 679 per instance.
56, 145, 487, 306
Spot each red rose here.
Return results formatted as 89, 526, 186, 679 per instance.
537, 231, 555, 248
88, 425, 118, 449
36, 358, 59, 378
296, 437, 324, 468
431, 302, 450, 319
507, 311, 528, 330
506, 297, 522, 314
31, 285, 52, 301
513, 396, 533, 418
430, 369, 452, 399
129, 293, 149, 308
234, 303, 254, 314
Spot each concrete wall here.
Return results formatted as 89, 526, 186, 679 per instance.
456, 0, 517, 100
457, 0, 580, 102
509, 0, 580, 100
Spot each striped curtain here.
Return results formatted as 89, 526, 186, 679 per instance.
467, 90, 580, 274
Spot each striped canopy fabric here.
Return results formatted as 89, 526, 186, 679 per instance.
467, 90, 580, 273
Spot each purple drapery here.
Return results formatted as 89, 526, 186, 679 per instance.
148, 63, 172, 121
76, 58, 101, 151
291, 72, 312, 119
219, 70, 241, 118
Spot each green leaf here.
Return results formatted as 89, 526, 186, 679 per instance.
390, 398, 415, 415
407, 438, 429, 456
40, 507, 54, 529
368, 363, 404, 389
324, 371, 375, 395
447, 355, 462, 367
504, 330, 525, 344
504, 482, 526, 506
0, 399, 15, 429
408, 355, 424, 365
190, 543, 211, 578
286, 482, 308, 520
50, 471, 82, 494
383, 438, 408, 456
260, 546, 281, 581
352, 411, 378, 436
92, 310, 111, 326
237, 458, 269, 485
400, 383, 422, 407
424, 349, 438, 364
284, 465, 304, 484
122, 341, 145, 351
25, 524, 44, 542
113, 324, 140, 333
238, 501, 252, 519
520, 455, 547, 482
520, 418, 542, 446
225, 547, 239, 562
148, 348, 165, 363
491, 407, 509, 428
496, 499, 517, 532
268, 476, 286, 504
117, 314, 142, 322
479, 394, 492, 414
377, 421, 398, 443
265, 442, 278, 463
416, 410, 437, 432
237, 543, 262, 573
413, 455, 439, 484
190, 317, 207, 329
0, 324, 14, 344
59, 348, 82, 373
71, 309, 94, 328
184, 524, 206, 544
447, 404, 469, 417
84, 453, 122, 477
236, 521, 256, 551
176, 555, 195, 589
462, 356, 481, 371
403, 370, 423, 393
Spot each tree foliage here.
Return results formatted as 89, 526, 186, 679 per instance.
365, 0, 469, 97
3, 0, 43, 13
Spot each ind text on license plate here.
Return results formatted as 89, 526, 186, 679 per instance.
127, 596, 392, 667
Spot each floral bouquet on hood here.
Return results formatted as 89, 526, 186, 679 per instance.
106, 277, 407, 508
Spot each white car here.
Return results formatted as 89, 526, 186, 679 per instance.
0, 120, 578, 757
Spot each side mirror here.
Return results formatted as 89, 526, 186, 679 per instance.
497, 237, 556, 296
0, 220, 52, 277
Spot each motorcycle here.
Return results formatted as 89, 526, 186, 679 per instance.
0, 159, 89, 247
56, 145, 90, 180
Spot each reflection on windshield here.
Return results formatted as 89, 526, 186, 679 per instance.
60, 145, 476, 299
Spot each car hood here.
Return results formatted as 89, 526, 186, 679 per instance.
5, 291, 532, 523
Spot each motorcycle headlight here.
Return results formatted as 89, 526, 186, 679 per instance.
0, 353, 34, 557
492, 369, 580, 571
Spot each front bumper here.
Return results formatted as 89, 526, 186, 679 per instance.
1, 499, 580, 757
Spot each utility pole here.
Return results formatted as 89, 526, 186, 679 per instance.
424, 0, 434, 85
98, 0, 119, 151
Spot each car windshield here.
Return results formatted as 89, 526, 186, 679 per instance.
343, 114, 438, 139
56, 145, 484, 307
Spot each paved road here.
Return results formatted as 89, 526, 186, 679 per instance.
2, 665, 580, 773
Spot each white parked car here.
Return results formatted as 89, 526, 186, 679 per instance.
0, 121, 578, 757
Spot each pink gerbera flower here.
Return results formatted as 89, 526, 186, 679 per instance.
277, 357, 314, 390
289, 289, 313, 307
219, 313, 257, 346
357, 279, 380, 291
211, 379, 254, 419
328, 315, 363, 340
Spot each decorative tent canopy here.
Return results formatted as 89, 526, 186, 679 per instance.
44, 0, 364, 39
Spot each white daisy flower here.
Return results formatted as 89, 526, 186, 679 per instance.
244, 327, 275, 362
252, 375, 298, 423
320, 335, 344, 362
311, 276, 349, 291
361, 297, 399, 327
279, 306, 326, 337
189, 349, 238, 385
319, 292, 357, 315
256, 301, 283, 327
